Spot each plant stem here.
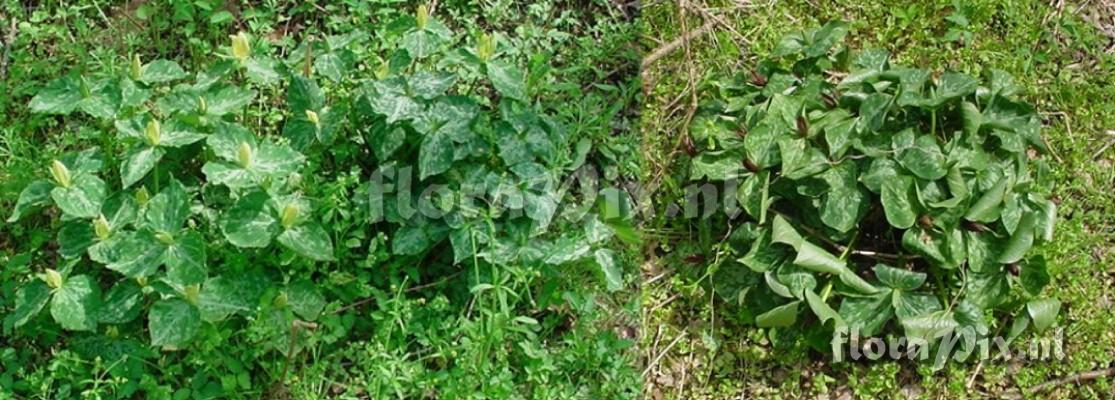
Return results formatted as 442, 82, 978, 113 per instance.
930, 109, 937, 138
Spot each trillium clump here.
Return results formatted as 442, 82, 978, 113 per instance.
5, 7, 631, 352
689, 22, 1059, 356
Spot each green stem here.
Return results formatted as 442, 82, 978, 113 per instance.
930, 109, 937, 138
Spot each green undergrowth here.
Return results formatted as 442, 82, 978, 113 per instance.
0, 1, 642, 399
641, 1, 1113, 398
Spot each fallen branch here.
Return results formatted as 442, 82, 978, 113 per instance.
641, 19, 716, 71
1003, 368, 1115, 398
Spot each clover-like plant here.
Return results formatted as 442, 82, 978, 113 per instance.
689, 22, 1059, 358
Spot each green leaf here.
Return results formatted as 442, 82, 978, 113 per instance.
204, 86, 256, 116
928, 72, 978, 107
78, 79, 121, 119
740, 229, 789, 273
965, 271, 1009, 309
148, 298, 201, 349
900, 310, 958, 342
880, 175, 917, 229
778, 137, 828, 179
315, 53, 349, 82
98, 282, 143, 324
58, 220, 96, 259
804, 21, 848, 57
736, 171, 770, 221
50, 274, 101, 331
691, 151, 743, 181
103, 230, 166, 278
252, 141, 305, 176
164, 230, 207, 286
287, 76, 325, 114
220, 191, 279, 248
487, 60, 527, 101
370, 125, 407, 161
146, 178, 189, 233
277, 221, 335, 261
961, 101, 982, 139
839, 292, 894, 336
804, 290, 844, 327
121, 146, 165, 188
418, 130, 454, 179
5, 281, 52, 329
898, 135, 947, 180
401, 29, 443, 59
244, 57, 281, 85
857, 93, 892, 133
158, 124, 206, 147
964, 175, 1009, 222
793, 241, 844, 275
60, 148, 106, 174
287, 280, 326, 321
29, 76, 83, 114
8, 180, 55, 222
367, 78, 422, 123
996, 212, 1036, 264
892, 291, 941, 320
874, 264, 927, 290
140, 60, 187, 84
756, 301, 801, 327
594, 248, 623, 292
953, 300, 989, 335
862, 158, 899, 193
51, 174, 106, 219
1019, 256, 1051, 296
776, 264, 817, 298
1026, 298, 1060, 333
201, 162, 256, 189
198, 275, 260, 322
819, 162, 865, 232
765, 271, 794, 298
207, 122, 257, 160
770, 214, 804, 248
410, 71, 457, 100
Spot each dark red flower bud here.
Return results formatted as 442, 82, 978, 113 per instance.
750, 70, 767, 87
796, 116, 809, 138
742, 158, 759, 173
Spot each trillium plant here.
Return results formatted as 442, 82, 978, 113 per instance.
6, 7, 631, 350
690, 22, 1059, 358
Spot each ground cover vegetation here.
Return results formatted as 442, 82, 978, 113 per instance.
641, 0, 1114, 398
0, 1, 642, 398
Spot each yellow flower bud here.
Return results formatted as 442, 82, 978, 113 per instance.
155, 231, 175, 244
130, 54, 143, 81
305, 110, 320, 126
375, 60, 390, 80
416, 5, 429, 30
477, 33, 494, 62
197, 96, 207, 114
44, 269, 63, 289
184, 284, 201, 305
230, 32, 251, 61
50, 160, 72, 188
281, 203, 299, 229
94, 214, 111, 240
136, 186, 150, 206
273, 291, 288, 308
145, 119, 161, 146
237, 142, 253, 168
136, 276, 148, 287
